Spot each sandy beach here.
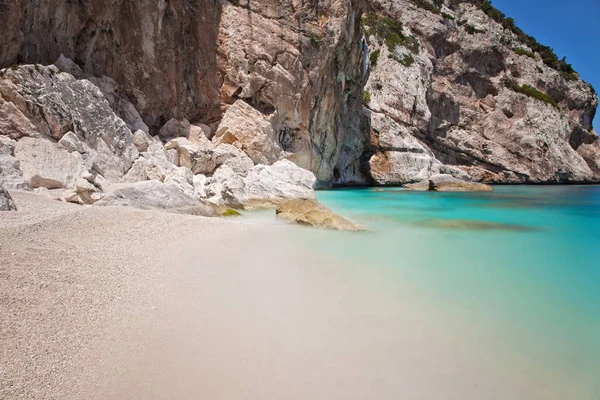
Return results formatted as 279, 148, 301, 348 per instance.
1, 191, 569, 399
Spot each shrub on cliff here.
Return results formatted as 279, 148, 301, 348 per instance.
362, 13, 421, 54
411, 0, 441, 15
503, 78, 558, 107
449, 0, 577, 78
515, 48, 536, 60
362, 12, 405, 52
363, 89, 372, 104
370, 49, 381, 66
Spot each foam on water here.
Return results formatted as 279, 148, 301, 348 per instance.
304, 185, 600, 398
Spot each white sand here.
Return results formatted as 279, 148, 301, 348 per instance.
1, 191, 563, 399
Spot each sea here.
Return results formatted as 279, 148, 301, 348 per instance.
308, 185, 600, 398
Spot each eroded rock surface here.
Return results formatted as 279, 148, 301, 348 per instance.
363, 0, 599, 184
0, 0, 598, 201
1, 0, 368, 186
0, 64, 141, 204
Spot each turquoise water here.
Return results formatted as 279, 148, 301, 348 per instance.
309, 186, 600, 398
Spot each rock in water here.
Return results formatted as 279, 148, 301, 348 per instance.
0, 185, 17, 211
404, 175, 493, 192
276, 200, 364, 231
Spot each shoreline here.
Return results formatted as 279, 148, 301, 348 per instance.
0, 190, 588, 399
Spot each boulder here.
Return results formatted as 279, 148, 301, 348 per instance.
213, 100, 285, 165
95, 180, 216, 216
188, 123, 213, 142
0, 64, 139, 185
163, 166, 196, 198
204, 159, 316, 208
13, 137, 103, 203
159, 118, 191, 142
0, 185, 17, 211
132, 130, 154, 152
166, 137, 254, 175
14, 138, 89, 189
404, 174, 493, 192
276, 199, 364, 231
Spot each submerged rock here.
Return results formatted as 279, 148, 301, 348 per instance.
416, 219, 539, 232
221, 209, 242, 217
0, 185, 16, 211
405, 174, 492, 192
276, 199, 365, 231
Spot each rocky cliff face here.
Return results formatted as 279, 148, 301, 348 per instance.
1, 0, 367, 187
0, 0, 599, 200
362, 0, 599, 184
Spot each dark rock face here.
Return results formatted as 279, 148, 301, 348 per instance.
0, 0, 368, 187
1, 0, 222, 130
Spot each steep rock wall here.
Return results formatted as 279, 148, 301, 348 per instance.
362, 0, 600, 184
217, 0, 368, 186
1, 0, 222, 129
1, 0, 368, 187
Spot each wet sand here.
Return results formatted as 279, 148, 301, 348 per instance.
1, 191, 560, 399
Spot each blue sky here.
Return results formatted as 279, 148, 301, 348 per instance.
492, 0, 599, 95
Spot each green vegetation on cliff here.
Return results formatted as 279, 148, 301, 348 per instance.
411, 0, 441, 14
362, 12, 405, 52
362, 13, 420, 54
503, 78, 558, 107
369, 49, 381, 66
363, 89, 372, 104
515, 48, 536, 60
449, 0, 576, 78
405, 0, 578, 79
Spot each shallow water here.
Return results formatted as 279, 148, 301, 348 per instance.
305, 185, 600, 398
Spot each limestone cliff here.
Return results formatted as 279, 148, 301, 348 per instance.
362, 0, 599, 184
1, 0, 367, 187
0, 0, 599, 195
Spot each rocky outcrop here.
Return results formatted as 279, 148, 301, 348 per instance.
368, 110, 469, 184
0, 185, 16, 211
0, 136, 28, 189
165, 136, 254, 176
276, 199, 364, 231
0, 64, 141, 203
213, 100, 286, 165
404, 174, 492, 192
0, 0, 598, 196
204, 160, 317, 209
1, 0, 222, 130
1, 0, 368, 187
362, 0, 599, 184
95, 180, 217, 217
217, 0, 368, 186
